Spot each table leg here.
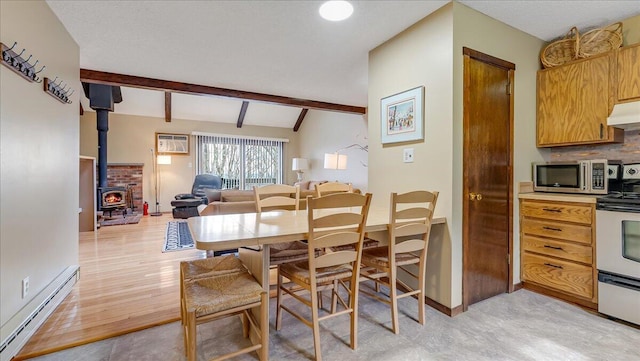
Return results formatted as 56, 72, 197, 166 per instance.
238, 246, 270, 360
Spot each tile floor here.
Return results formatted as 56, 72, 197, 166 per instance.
28, 289, 640, 361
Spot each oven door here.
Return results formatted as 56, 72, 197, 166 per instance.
596, 210, 640, 279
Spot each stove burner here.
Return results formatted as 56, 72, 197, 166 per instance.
598, 192, 640, 212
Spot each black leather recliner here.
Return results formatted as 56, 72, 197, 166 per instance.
171, 174, 222, 218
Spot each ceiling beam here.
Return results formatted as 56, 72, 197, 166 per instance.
293, 108, 308, 132
80, 69, 366, 115
165, 91, 171, 122
237, 101, 249, 128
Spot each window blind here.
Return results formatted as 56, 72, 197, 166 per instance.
194, 133, 284, 190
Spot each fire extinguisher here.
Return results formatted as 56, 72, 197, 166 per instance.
143, 201, 149, 216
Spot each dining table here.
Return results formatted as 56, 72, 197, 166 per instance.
187, 204, 445, 356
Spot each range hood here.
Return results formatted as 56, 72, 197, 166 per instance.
607, 101, 640, 129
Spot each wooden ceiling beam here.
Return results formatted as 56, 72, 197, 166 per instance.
165, 91, 171, 122
237, 101, 249, 128
80, 69, 366, 115
293, 108, 308, 132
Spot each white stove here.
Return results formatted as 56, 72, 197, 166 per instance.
596, 163, 640, 325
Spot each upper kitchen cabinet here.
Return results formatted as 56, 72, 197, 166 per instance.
537, 52, 624, 147
616, 43, 640, 102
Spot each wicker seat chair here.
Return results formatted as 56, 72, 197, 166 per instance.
180, 255, 247, 324
360, 190, 439, 334
182, 265, 268, 361
275, 192, 372, 361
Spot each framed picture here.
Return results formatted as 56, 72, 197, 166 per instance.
156, 133, 189, 155
380, 86, 424, 144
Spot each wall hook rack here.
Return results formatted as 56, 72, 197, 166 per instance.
44, 77, 73, 104
1, 42, 45, 83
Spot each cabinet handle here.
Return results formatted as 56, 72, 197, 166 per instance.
600, 123, 604, 139
542, 208, 561, 213
544, 262, 563, 269
544, 245, 563, 250
543, 226, 562, 232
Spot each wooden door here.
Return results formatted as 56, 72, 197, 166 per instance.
462, 48, 514, 309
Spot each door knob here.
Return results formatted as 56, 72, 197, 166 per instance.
469, 193, 477, 201
476, 193, 483, 201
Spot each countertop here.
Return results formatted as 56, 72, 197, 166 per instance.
518, 192, 599, 204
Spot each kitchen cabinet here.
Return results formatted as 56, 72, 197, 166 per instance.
537, 52, 623, 147
520, 198, 597, 309
616, 43, 640, 102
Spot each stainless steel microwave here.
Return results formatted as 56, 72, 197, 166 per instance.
533, 160, 608, 194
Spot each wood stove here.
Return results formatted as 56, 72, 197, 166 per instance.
98, 186, 127, 212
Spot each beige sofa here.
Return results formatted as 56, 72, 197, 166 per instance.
198, 181, 333, 216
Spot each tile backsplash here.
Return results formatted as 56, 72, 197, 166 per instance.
550, 129, 640, 163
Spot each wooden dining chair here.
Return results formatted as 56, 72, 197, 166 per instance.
314, 181, 353, 197
315, 182, 378, 252
275, 192, 372, 361
360, 190, 438, 334
252, 184, 310, 265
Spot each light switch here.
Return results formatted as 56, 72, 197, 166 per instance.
188, 162, 192, 168
403, 148, 414, 163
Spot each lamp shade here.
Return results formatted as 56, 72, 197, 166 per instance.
292, 158, 308, 171
323, 153, 347, 170
157, 155, 172, 165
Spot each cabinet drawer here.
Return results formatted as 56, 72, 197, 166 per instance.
522, 235, 592, 264
521, 218, 592, 245
521, 201, 592, 224
522, 253, 593, 299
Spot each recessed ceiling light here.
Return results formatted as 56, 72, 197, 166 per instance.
319, 1, 353, 21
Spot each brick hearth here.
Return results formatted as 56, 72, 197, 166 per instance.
100, 163, 144, 213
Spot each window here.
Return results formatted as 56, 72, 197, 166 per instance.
194, 133, 287, 190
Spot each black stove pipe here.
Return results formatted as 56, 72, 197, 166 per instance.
97, 109, 109, 188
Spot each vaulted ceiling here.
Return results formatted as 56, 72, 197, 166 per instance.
47, 0, 640, 129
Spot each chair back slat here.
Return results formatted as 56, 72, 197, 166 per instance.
315, 250, 357, 268
394, 239, 426, 254
315, 182, 353, 197
393, 223, 429, 238
254, 184, 300, 213
314, 231, 361, 249
313, 213, 363, 229
396, 207, 430, 220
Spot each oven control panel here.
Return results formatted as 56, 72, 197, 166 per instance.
623, 164, 640, 180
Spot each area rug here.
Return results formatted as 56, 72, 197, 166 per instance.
163, 221, 194, 252
100, 214, 143, 227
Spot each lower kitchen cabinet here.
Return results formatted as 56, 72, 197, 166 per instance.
520, 197, 597, 309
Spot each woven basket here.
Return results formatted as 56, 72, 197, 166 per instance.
540, 27, 579, 68
578, 22, 623, 58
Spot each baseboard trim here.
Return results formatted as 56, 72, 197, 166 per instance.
425, 297, 463, 317
0, 266, 79, 361
513, 282, 523, 291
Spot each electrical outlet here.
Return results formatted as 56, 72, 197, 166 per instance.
22, 277, 29, 298
403, 148, 414, 163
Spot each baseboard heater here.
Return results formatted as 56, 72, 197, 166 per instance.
0, 265, 79, 361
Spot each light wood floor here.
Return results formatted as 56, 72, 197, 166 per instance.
15, 214, 205, 360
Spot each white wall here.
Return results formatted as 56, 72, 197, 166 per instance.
1, 0, 79, 339
297, 110, 368, 191
368, 2, 545, 309
369, 4, 455, 307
